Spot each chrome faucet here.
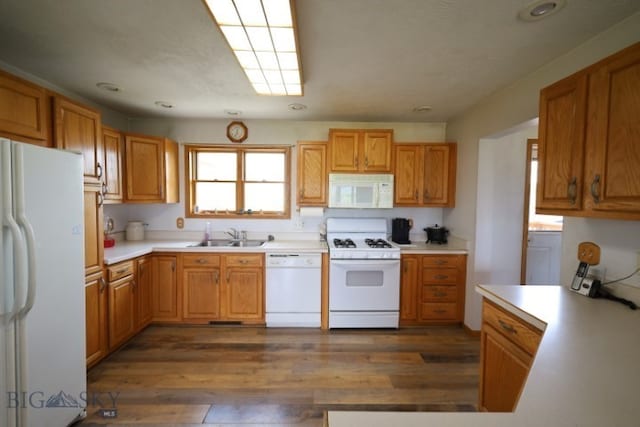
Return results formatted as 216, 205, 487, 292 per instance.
225, 227, 240, 240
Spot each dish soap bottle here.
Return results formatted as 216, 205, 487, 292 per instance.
204, 221, 212, 242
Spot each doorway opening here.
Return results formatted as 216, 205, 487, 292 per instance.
520, 139, 563, 285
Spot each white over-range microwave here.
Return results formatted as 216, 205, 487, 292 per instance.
328, 173, 394, 209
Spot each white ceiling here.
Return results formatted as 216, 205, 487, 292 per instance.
0, 0, 638, 122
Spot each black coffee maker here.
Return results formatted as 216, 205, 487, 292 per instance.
391, 218, 412, 244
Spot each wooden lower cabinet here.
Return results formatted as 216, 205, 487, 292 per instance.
152, 255, 180, 321
180, 253, 264, 324
479, 300, 543, 412
399, 254, 466, 325
108, 274, 136, 350
135, 256, 153, 330
85, 271, 108, 368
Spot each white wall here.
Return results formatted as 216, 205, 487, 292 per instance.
474, 126, 536, 289
446, 12, 640, 330
105, 119, 447, 239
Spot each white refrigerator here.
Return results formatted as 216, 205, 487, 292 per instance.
1, 138, 86, 427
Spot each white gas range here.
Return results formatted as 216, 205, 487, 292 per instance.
326, 218, 401, 328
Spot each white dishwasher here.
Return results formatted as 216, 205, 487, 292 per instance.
266, 253, 322, 327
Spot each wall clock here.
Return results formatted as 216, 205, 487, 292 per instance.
226, 121, 248, 143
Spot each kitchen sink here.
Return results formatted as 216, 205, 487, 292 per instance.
190, 239, 265, 248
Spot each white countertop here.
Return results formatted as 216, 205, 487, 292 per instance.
103, 239, 329, 265
329, 284, 640, 427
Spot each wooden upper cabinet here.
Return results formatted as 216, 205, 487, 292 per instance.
394, 145, 422, 205
102, 126, 124, 203
124, 133, 179, 203
537, 42, 640, 220
393, 143, 457, 207
536, 73, 587, 212
297, 141, 327, 206
0, 69, 49, 145
423, 144, 456, 207
54, 96, 103, 184
83, 183, 104, 277
584, 43, 640, 215
329, 129, 392, 172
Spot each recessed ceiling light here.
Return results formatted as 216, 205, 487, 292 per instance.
154, 101, 174, 109
96, 82, 121, 92
518, 0, 566, 22
288, 103, 307, 111
413, 106, 432, 113
225, 109, 242, 116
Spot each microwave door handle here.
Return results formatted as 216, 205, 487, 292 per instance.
373, 183, 379, 207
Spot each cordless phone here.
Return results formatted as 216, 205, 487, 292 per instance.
571, 261, 589, 291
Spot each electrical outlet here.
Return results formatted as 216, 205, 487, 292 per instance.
176, 217, 184, 229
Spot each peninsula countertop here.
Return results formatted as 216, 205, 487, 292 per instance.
329, 284, 640, 427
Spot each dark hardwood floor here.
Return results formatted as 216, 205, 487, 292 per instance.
82, 326, 479, 426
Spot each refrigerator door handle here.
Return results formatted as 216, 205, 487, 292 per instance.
1, 140, 28, 322
13, 144, 38, 318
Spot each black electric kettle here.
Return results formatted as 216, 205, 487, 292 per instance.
392, 218, 413, 244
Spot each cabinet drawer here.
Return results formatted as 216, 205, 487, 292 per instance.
183, 254, 221, 268
225, 254, 263, 267
483, 301, 542, 355
422, 285, 457, 302
422, 268, 459, 284
107, 261, 134, 282
420, 303, 457, 320
422, 256, 461, 268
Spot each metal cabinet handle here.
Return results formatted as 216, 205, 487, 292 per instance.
102, 182, 107, 196
434, 259, 447, 265
132, 280, 137, 290
96, 162, 103, 179
171, 261, 176, 272
365, 156, 369, 167
97, 192, 104, 207
355, 157, 359, 168
226, 271, 231, 282
115, 268, 128, 274
567, 176, 577, 205
435, 274, 449, 280
590, 174, 601, 204
434, 309, 446, 314
299, 189, 304, 197
498, 319, 517, 334
98, 277, 106, 292
434, 291, 447, 297
423, 190, 430, 200
196, 258, 208, 264
239, 259, 249, 265
414, 190, 419, 200
214, 271, 219, 284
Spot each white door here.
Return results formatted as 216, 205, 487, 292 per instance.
526, 231, 562, 285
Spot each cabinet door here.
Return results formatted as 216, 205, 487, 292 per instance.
83, 184, 103, 276
108, 277, 136, 350
0, 70, 48, 144
536, 74, 588, 212
479, 323, 532, 412
399, 255, 419, 323
125, 134, 165, 202
297, 141, 327, 206
102, 126, 123, 203
394, 145, 422, 205
54, 97, 103, 184
423, 144, 456, 207
584, 44, 640, 215
362, 131, 392, 172
152, 256, 180, 321
85, 273, 107, 368
225, 267, 264, 321
136, 257, 153, 330
329, 130, 359, 172
183, 268, 221, 319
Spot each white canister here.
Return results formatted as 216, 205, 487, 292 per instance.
125, 221, 146, 241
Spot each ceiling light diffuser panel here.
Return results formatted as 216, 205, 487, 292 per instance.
204, 0, 303, 96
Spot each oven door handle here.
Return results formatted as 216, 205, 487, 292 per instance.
330, 259, 400, 265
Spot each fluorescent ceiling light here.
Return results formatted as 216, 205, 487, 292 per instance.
204, 0, 303, 96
